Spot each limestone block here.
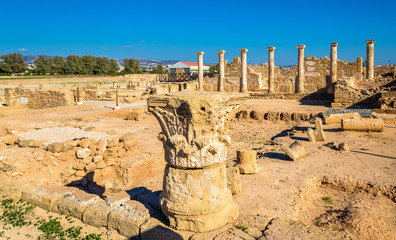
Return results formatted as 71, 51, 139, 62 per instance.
126, 112, 144, 121
19, 139, 34, 148
21, 185, 77, 211
52, 190, 100, 219
107, 136, 119, 148
76, 148, 91, 159
281, 141, 307, 161
47, 142, 63, 153
108, 200, 150, 238
97, 139, 107, 152
79, 138, 90, 148
28, 139, 47, 149
338, 142, 350, 152
236, 150, 262, 174
3, 135, 17, 145
82, 200, 111, 228
250, 110, 265, 120
106, 191, 130, 206
341, 118, 384, 132
226, 166, 242, 194
323, 112, 361, 125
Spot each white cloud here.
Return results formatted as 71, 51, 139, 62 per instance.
19, 48, 28, 51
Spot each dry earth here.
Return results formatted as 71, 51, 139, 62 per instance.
0, 98, 395, 239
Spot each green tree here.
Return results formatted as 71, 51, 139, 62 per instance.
124, 58, 141, 73
33, 55, 52, 73
52, 56, 65, 74
93, 57, 110, 75
80, 55, 96, 74
109, 59, 119, 72
64, 55, 83, 74
0, 53, 26, 73
209, 63, 219, 73
156, 64, 164, 73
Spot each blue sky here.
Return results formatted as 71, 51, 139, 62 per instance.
0, 0, 395, 65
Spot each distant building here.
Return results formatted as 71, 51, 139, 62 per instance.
168, 61, 209, 74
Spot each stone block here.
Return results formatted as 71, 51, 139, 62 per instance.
52, 190, 100, 219
341, 118, 384, 132
324, 112, 361, 124
108, 200, 150, 238
281, 141, 307, 161
106, 191, 130, 206
22, 185, 77, 211
226, 166, 242, 194
236, 150, 262, 174
76, 148, 91, 159
47, 142, 63, 153
82, 200, 111, 228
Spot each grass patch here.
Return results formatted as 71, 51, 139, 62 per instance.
0, 199, 35, 227
359, 148, 369, 151
321, 196, 333, 204
236, 225, 248, 231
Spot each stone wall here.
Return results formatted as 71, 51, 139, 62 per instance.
27, 89, 74, 109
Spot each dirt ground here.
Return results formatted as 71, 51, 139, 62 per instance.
0, 98, 395, 239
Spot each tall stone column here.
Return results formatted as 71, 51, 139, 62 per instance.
148, 92, 245, 232
217, 50, 226, 92
366, 40, 375, 80
296, 44, 306, 93
357, 57, 363, 73
196, 51, 204, 91
330, 42, 338, 84
267, 47, 276, 93
240, 49, 248, 92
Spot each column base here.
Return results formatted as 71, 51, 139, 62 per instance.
162, 197, 239, 232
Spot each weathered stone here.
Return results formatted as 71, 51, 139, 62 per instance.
338, 142, 350, 152
148, 92, 244, 232
82, 156, 93, 164
93, 155, 103, 163
108, 200, 150, 238
22, 185, 77, 211
226, 166, 242, 194
79, 138, 90, 148
85, 162, 96, 171
107, 136, 119, 148
126, 112, 145, 121
75, 170, 86, 177
47, 142, 63, 153
119, 132, 135, 142
341, 118, 384, 132
105, 157, 117, 166
28, 139, 47, 148
52, 190, 100, 219
106, 191, 130, 206
76, 148, 91, 159
19, 139, 34, 148
281, 141, 307, 161
96, 160, 106, 169
3, 135, 17, 145
236, 150, 262, 174
123, 138, 139, 148
97, 139, 107, 152
82, 200, 111, 228
72, 162, 86, 170
323, 112, 361, 125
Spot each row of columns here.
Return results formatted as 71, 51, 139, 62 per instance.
196, 40, 375, 93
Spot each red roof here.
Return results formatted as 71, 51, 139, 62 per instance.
180, 61, 208, 67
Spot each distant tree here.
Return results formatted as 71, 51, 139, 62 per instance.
209, 63, 219, 73
93, 57, 110, 75
109, 59, 119, 71
124, 58, 141, 73
80, 55, 96, 74
0, 53, 26, 73
156, 64, 164, 73
33, 55, 52, 73
64, 55, 83, 74
52, 56, 65, 74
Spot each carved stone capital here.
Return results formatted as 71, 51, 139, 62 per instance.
331, 42, 338, 47
217, 50, 226, 54
239, 49, 248, 53
148, 92, 247, 168
196, 51, 205, 55
297, 44, 306, 49
366, 39, 375, 44
267, 47, 276, 51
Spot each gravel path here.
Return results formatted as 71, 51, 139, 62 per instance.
18, 127, 110, 145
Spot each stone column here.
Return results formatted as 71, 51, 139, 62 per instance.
330, 42, 338, 84
217, 50, 226, 92
296, 44, 306, 93
366, 40, 375, 80
196, 51, 204, 91
240, 49, 248, 92
267, 47, 276, 93
357, 57, 363, 73
147, 92, 245, 232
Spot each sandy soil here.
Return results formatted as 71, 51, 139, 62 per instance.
0, 98, 395, 239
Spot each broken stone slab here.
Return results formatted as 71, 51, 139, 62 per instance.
281, 141, 307, 161
341, 118, 384, 132
76, 148, 91, 159
52, 190, 101, 220
323, 112, 361, 125
21, 185, 77, 211
226, 166, 242, 195
47, 142, 63, 153
108, 200, 151, 238
82, 200, 112, 228
236, 150, 262, 174
106, 191, 131, 206
307, 118, 326, 142
338, 142, 350, 152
